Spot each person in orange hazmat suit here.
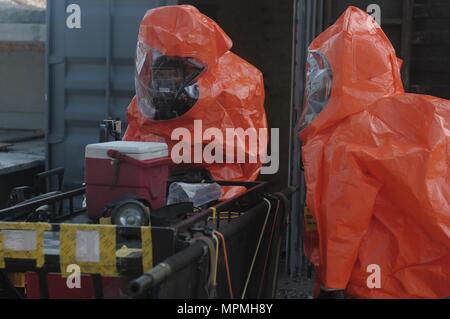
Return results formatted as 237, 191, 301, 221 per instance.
299, 6, 450, 299
123, 5, 267, 198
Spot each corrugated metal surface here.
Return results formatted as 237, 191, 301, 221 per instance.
288, 0, 324, 277
46, 0, 177, 188
0, 3, 46, 130
0, 43, 45, 130
410, 0, 450, 99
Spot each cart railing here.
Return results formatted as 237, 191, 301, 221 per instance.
0, 181, 289, 299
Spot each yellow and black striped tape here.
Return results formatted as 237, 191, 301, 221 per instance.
0, 222, 51, 268
59, 224, 118, 277
0, 222, 154, 276
141, 226, 153, 272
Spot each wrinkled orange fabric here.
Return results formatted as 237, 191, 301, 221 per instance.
300, 7, 450, 298
124, 5, 266, 198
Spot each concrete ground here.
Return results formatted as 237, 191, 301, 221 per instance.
276, 270, 315, 299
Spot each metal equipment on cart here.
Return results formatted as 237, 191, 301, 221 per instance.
0, 176, 291, 299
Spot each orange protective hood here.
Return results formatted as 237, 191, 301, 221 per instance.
138, 5, 232, 69
299, 7, 450, 298
299, 6, 404, 140
124, 5, 266, 197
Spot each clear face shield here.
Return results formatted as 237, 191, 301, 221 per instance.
299, 50, 333, 131
135, 41, 206, 120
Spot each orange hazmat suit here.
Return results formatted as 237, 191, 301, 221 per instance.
299, 6, 450, 298
124, 5, 267, 198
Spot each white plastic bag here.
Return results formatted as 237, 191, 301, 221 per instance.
167, 182, 222, 207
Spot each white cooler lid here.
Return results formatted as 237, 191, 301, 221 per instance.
85, 141, 168, 161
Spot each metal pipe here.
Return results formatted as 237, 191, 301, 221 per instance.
105, 0, 112, 118
128, 240, 207, 297
0, 187, 85, 220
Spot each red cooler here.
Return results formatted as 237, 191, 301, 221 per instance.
85, 141, 171, 219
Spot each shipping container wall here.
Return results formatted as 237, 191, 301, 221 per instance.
0, 5, 46, 130
410, 0, 450, 99
0, 43, 45, 129
46, 0, 176, 189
